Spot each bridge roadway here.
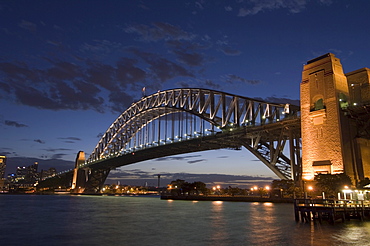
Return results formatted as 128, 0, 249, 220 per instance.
38, 117, 301, 191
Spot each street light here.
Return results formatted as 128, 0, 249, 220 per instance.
342, 185, 352, 200
306, 185, 313, 199
265, 186, 270, 198
213, 185, 221, 196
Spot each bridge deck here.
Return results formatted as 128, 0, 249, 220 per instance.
83, 117, 300, 170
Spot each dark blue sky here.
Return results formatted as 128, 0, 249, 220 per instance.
1, 0, 369, 186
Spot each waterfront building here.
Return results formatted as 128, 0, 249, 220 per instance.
0, 156, 6, 191
40, 167, 57, 180
0, 156, 6, 179
301, 53, 370, 185
12, 162, 39, 188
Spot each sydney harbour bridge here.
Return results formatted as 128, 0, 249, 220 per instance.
37, 53, 370, 194
38, 88, 302, 193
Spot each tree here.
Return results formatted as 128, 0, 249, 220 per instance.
192, 181, 207, 195
271, 179, 300, 197
225, 186, 246, 196
168, 179, 208, 195
314, 173, 352, 197
357, 178, 370, 189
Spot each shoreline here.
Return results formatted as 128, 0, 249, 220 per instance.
160, 195, 294, 203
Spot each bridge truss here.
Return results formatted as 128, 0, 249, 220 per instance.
39, 89, 302, 193
78, 89, 301, 191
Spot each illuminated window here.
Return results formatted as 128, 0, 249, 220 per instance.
338, 93, 348, 109
314, 98, 324, 111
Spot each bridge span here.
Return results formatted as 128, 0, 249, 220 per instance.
38, 88, 301, 194
38, 53, 370, 194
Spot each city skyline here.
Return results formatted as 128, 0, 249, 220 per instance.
1, 0, 370, 186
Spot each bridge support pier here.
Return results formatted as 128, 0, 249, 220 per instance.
241, 122, 301, 182
71, 151, 110, 194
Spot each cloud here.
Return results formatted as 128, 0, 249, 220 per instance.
51, 153, 68, 159
0, 148, 16, 156
253, 96, 300, 106
115, 58, 147, 84
204, 80, 221, 90
127, 48, 195, 82
0, 18, 222, 115
219, 47, 242, 56
43, 148, 72, 152
108, 89, 136, 113
0, 57, 149, 113
4, 120, 28, 128
0, 151, 13, 156
58, 137, 81, 143
34, 139, 45, 144
187, 159, 206, 164
80, 40, 122, 54
177, 81, 191, 88
58, 137, 81, 141
45, 60, 83, 80
237, 0, 312, 16
155, 155, 202, 162
319, 0, 332, 5
225, 6, 233, 11
0, 60, 110, 112
18, 20, 37, 32
172, 49, 206, 67
124, 22, 196, 42
223, 74, 261, 85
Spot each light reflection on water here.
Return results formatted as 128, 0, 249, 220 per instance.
1, 195, 370, 246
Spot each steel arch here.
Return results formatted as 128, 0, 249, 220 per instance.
86, 88, 300, 180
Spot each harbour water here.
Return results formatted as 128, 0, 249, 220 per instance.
1, 194, 370, 246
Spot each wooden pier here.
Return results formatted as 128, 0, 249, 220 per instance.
294, 199, 370, 224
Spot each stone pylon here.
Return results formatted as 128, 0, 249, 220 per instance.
300, 53, 353, 181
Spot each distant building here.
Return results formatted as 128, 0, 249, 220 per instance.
0, 156, 6, 179
40, 167, 57, 180
0, 156, 6, 191
11, 162, 39, 189
3, 160, 57, 193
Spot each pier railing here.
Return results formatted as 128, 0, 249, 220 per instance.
294, 199, 370, 224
